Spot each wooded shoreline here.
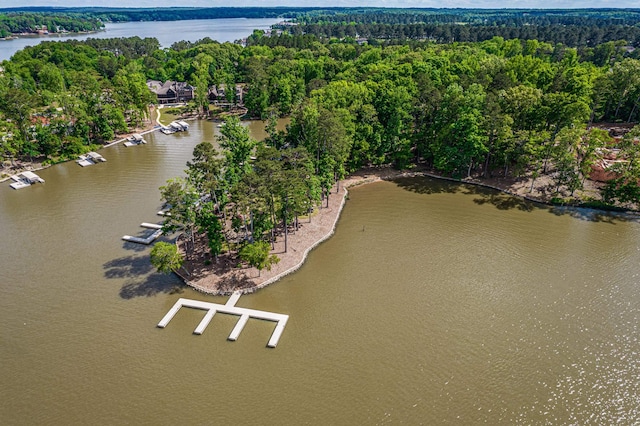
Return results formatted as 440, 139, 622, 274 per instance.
174, 163, 637, 296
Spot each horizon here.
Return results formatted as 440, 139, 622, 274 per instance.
3, 2, 640, 10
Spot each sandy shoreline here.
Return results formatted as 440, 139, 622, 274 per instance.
178, 164, 596, 296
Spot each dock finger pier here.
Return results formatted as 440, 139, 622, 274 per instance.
157, 292, 289, 348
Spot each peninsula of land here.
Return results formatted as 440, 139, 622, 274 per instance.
174, 162, 613, 296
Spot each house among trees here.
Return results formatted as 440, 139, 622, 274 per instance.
208, 84, 244, 104
147, 80, 195, 104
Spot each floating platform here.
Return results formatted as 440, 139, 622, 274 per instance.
160, 126, 175, 135
122, 222, 163, 244
157, 293, 289, 348
9, 171, 45, 190
124, 133, 146, 147
77, 151, 106, 167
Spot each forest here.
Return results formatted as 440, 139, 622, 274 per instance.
0, 13, 103, 38
287, 9, 640, 48
1, 9, 640, 218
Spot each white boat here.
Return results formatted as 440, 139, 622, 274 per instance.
160, 126, 175, 135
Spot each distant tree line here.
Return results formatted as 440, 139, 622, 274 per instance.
296, 9, 640, 26
2, 24, 640, 205
0, 12, 103, 38
292, 23, 640, 49
0, 7, 309, 23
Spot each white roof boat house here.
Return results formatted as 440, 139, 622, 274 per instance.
9, 171, 45, 189
124, 133, 146, 147
77, 151, 106, 167
169, 121, 189, 132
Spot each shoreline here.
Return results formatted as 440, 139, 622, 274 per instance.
0, 29, 105, 41
0, 107, 160, 183
177, 165, 640, 296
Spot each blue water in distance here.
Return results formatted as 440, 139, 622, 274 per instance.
0, 18, 280, 61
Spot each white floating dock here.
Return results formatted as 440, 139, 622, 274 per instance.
140, 222, 163, 230
194, 309, 217, 335
77, 151, 106, 167
124, 133, 146, 147
157, 294, 289, 348
122, 223, 163, 244
9, 171, 44, 189
10, 180, 31, 190
228, 314, 250, 341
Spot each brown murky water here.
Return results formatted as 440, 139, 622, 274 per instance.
1, 120, 639, 424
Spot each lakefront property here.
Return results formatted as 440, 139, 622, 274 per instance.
3, 6, 640, 425
146, 80, 195, 104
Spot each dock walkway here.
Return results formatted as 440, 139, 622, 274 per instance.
122, 222, 163, 244
157, 293, 289, 348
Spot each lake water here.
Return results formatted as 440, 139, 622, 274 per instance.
1, 120, 640, 424
0, 18, 280, 61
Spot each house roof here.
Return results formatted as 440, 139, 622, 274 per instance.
147, 80, 194, 96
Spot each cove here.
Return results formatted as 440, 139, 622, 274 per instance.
1, 120, 639, 424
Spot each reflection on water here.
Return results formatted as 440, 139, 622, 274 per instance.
1, 126, 640, 424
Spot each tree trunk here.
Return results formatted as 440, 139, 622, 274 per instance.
222, 230, 231, 255
530, 176, 537, 193
283, 213, 288, 253
242, 215, 249, 241
249, 211, 254, 243
628, 94, 640, 123
483, 151, 492, 178
614, 88, 628, 120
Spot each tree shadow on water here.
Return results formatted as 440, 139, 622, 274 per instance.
391, 174, 640, 223
103, 254, 185, 299
121, 240, 150, 252
104, 254, 154, 279
119, 274, 186, 300
472, 192, 538, 212
392, 176, 461, 195
394, 175, 539, 212
547, 206, 638, 224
